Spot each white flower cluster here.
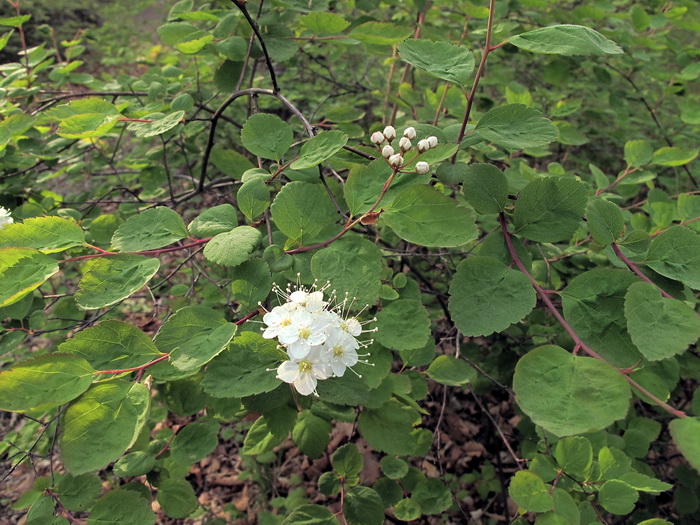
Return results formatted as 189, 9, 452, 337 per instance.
370, 125, 438, 174
262, 283, 375, 396
0, 207, 13, 229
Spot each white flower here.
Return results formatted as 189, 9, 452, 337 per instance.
416, 161, 430, 174
417, 139, 430, 153
277, 346, 332, 396
340, 317, 362, 337
278, 309, 329, 359
288, 289, 326, 312
388, 153, 404, 167
398, 137, 412, 152
0, 207, 13, 229
370, 131, 385, 145
262, 303, 295, 339
427, 136, 438, 149
322, 331, 359, 377
403, 127, 416, 140
381, 145, 394, 158
383, 125, 396, 141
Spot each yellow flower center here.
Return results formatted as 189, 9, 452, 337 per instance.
299, 327, 311, 339
333, 345, 344, 357
298, 360, 312, 373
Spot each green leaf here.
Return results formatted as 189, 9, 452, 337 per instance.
292, 411, 332, 459
128, 111, 184, 137
0, 217, 84, 253
412, 477, 452, 515
155, 305, 237, 372
375, 299, 430, 351
645, 226, 700, 289
319, 472, 342, 496
210, 145, 255, 179
598, 480, 638, 515
669, 418, 700, 472
513, 177, 587, 243
291, 131, 348, 170
0, 29, 13, 53
300, 12, 350, 34
202, 331, 283, 398
58, 320, 161, 371
316, 373, 370, 406
598, 446, 631, 480
625, 282, 700, 361
157, 478, 198, 519
427, 355, 475, 387
508, 471, 554, 512
554, 436, 592, 479
0, 248, 59, 307
348, 21, 413, 45
56, 473, 101, 512
188, 204, 238, 237
652, 146, 698, 167
48, 98, 121, 139
282, 504, 339, 525
60, 381, 150, 474
241, 113, 293, 161
0, 354, 94, 412
230, 258, 272, 311
475, 104, 558, 150
448, 256, 536, 337
310, 236, 383, 306
332, 443, 364, 478
379, 456, 409, 480
170, 420, 220, 465
586, 198, 624, 245
112, 207, 188, 252
203, 226, 261, 267
175, 32, 214, 54
113, 451, 156, 477
513, 345, 631, 436
508, 24, 623, 56
344, 486, 385, 525
383, 185, 477, 247
358, 399, 417, 455
397, 39, 474, 87
462, 163, 509, 214
624, 140, 653, 167
87, 489, 155, 525
243, 417, 285, 455
157, 21, 197, 46
561, 269, 641, 367
238, 178, 271, 221
75, 255, 160, 309
270, 181, 338, 244
0, 14, 31, 27
619, 472, 672, 493
393, 499, 421, 521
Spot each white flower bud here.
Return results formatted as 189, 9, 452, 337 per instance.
381, 145, 394, 158
370, 131, 385, 145
388, 153, 404, 167
398, 137, 412, 152
427, 136, 438, 149
383, 125, 396, 141
417, 139, 430, 153
403, 126, 416, 140
415, 161, 430, 174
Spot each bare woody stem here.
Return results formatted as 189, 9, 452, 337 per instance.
498, 213, 687, 419
611, 242, 675, 300
93, 353, 169, 375
61, 238, 211, 264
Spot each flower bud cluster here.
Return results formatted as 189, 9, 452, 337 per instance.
262, 282, 375, 396
0, 207, 13, 229
368, 125, 438, 174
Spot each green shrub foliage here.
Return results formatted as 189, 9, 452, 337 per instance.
0, 0, 698, 523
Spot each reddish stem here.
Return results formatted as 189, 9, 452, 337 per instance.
611, 243, 675, 299
94, 354, 169, 375
62, 238, 211, 263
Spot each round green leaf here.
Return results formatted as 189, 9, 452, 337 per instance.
476, 104, 558, 150
0, 216, 84, 253
508, 471, 554, 512
282, 504, 338, 525
625, 282, 700, 361
624, 139, 653, 167
393, 499, 421, 521
448, 256, 536, 337
311, 236, 383, 306
375, 299, 430, 351
669, 418, 700, 473
508, 25, 623, 56
344, 486, 385, 525
645, 226, 700, 290
203, 225, 261, 267
586, 198, 624, 245
553, 436, 592, 479
426, 355, 475, 387
113, 451, 156, 477
292, 411, 332, 459
383, 185, 477, 247
156, 478, 199, 519
462, 163, 509, 214
56, 472, 101, 512
87, 489, 155, 525
411, 477, 452, 514
0, 247, 60, 307
397, 39, 474, 87
270, 181, 338, 244
111, 207, 187, 252
332, 443, 364, 479
598, 480, 639, 515
60, 381, 150, 474
379, 456, 409, 480
170, 420, 220, 465
291, 130, 348, 170
238, 178, 271, 221
241, 113, 293, 161
513, 345, 631, 436
358, 400, 417, 456
230, 257, 272, 311
129, 111, 184, 138
652, 146, 698, 167
0, 354, 94, 412
75, 255, 160, 309
188, 204, 238, 237
348, 21, 412, 45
